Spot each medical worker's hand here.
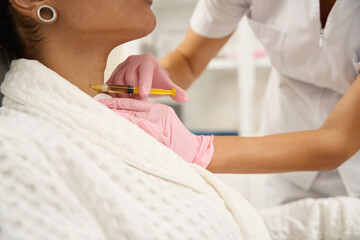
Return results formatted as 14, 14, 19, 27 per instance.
99, 98, 213, 168
106, 53, 188, 103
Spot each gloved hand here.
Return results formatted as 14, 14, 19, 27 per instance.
98, 97, 214, 168
107, 53, 188, 103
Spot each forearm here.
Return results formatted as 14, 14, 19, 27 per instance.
208, 129, 348, 173
320, 73, 360, 156
159, 50, 196, 90
160, 28, 232, 90
208, 75, 360, 174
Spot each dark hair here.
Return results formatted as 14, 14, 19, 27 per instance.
0, 0, 23, 66
0, 0, 43, 67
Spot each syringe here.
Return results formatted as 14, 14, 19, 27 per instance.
91, 84, 176, 97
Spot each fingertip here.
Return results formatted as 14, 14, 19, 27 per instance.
172, 89, 188, 103
139, 81, 152, 97
139, 90, 150, 98
172, 95, 188, 103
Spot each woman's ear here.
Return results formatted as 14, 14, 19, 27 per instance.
10, 0, 57, 24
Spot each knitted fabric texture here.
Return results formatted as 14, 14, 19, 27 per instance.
260, 197, 360, 239
0, 59, 270, 240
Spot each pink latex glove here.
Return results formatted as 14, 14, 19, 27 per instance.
106, 53, 188, 102
99, 98, 214, 168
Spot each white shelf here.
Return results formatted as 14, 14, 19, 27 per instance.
255, 57, 271, 68
153, 0, 197, 9
208, 59, 238, 70
207, 56, 271, 70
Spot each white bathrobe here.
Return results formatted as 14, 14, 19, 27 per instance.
0, 59, 270, 240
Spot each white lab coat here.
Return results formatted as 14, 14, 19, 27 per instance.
191, 0, 360, 205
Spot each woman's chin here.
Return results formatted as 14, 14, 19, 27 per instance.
111, 15, 156, 46
132, 16, 157, 41
144, 17, 157, 36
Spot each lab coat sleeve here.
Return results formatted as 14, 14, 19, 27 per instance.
190, 0, 250, 38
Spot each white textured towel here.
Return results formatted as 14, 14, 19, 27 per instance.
260, 197, 360, 240
0, 59, 270, 240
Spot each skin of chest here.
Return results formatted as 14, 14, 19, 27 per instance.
320, 0, 337, 28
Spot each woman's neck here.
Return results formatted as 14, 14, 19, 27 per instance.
38, 35, 114, 97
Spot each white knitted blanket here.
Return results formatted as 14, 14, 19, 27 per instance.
260, 197, 360, 240
0, 59, 270, 240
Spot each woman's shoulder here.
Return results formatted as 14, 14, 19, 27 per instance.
0, 105, 60, 155
0, 106, 58, 178
0, 106, 107, 240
